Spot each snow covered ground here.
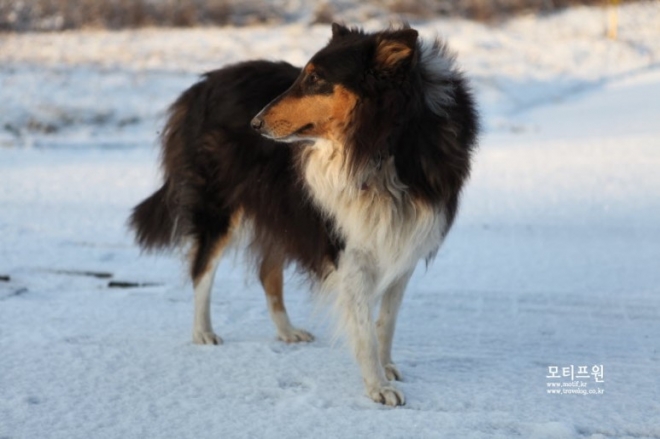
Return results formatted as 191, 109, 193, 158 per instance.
1, 3, 660, 438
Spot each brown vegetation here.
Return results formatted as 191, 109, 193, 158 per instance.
384, 0, 633, 21
0, 0, 641, 32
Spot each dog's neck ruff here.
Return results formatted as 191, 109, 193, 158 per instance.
301, 139, 446, 292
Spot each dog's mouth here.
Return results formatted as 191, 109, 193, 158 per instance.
262, 123, 315, 143
294, 123, 314, 136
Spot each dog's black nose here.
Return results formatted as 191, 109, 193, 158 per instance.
250, 116, 264, 131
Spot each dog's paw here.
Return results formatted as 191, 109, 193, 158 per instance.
193, 331, 223, 345
278, 328, 314, 343
367, 384, 405, 407
384, 363, 403, 381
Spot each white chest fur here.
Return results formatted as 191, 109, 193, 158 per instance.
302, 139, 447, 292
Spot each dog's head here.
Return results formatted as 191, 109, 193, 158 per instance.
251, 23, 418, 143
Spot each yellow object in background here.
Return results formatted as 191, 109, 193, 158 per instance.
607, 0, 620, 40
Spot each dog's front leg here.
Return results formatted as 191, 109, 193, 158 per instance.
376, 270, 413, 382
336, 250, 405, 406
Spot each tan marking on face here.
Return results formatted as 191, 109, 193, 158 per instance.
260, 85, 358, 142
304, 63, 316, 74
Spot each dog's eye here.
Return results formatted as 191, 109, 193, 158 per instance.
308, 72, 321, 85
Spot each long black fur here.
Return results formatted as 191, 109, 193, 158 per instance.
130, 60, 344, 279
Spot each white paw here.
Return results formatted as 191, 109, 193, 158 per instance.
367, 384, 405, 407
384, 363, 403, 381
193, 330, 223, 345
278, 328, 314, 343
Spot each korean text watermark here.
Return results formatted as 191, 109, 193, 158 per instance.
546, 365, 605, 396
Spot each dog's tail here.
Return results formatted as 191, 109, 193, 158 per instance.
129, 181, 180, 251
129, 77, 207, 251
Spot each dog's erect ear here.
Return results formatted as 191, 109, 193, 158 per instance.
374, 29, 418, 70
331, 23, 350, 39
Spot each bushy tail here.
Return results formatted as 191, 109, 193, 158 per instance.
129, 182, 178, 251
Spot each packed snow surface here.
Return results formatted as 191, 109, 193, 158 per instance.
1, 3, 659, 438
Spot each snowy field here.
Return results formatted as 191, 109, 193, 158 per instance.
1, 3, 660, 438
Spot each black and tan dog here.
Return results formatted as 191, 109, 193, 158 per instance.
130, 23, 478, 406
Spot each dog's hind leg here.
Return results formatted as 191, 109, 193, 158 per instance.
259, 252, 314, 343
190, 237, 225, 345
189, 209, 240, 345
376, 270, 413, 382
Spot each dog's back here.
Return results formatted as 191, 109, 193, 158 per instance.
130, 60, 341, 279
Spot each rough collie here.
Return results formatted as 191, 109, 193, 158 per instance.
130, 23, 478, 406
